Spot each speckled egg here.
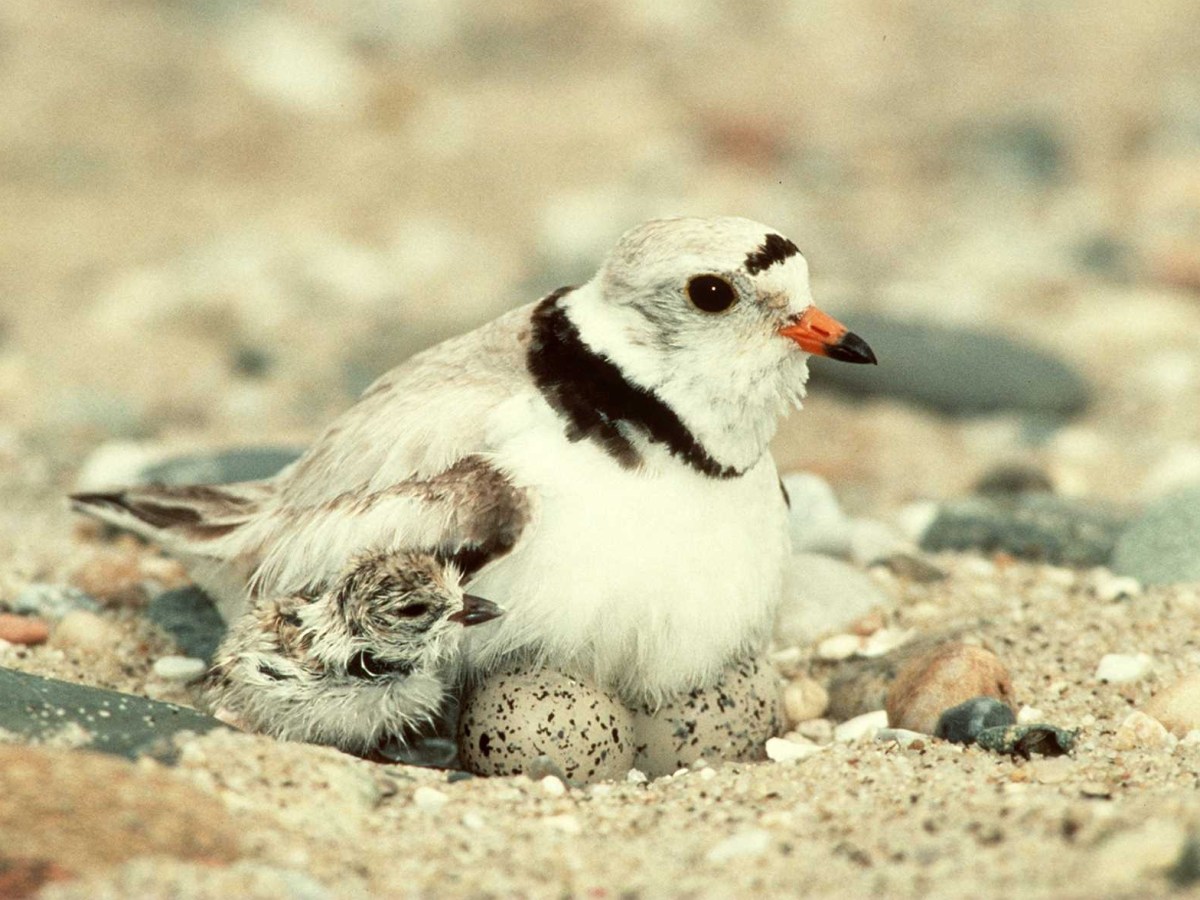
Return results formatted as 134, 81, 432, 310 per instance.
457, 665, 634, 783
631, 656, 783, 777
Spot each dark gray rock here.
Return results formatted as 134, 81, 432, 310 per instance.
147, 586, 227, 663
935, 696, 1016, 744
973, 463, 1055, 497
1111, 485, 1200, 586
920, 493, 1127, 567
140, 446, 302, 486
0, 666, 227, 762
810, 314, 1091, 418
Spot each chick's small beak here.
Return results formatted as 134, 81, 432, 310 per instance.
449, 594, 504, 627
779, 306, 877, 365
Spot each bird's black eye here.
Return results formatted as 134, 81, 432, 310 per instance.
686, 275, 737, 313
397, 603, 429, 619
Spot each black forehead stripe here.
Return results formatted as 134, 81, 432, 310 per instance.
527, 289, 743, 480
744, 233, 801, 275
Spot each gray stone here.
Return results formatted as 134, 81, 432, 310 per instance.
935, 696, 1017, 744
920, 493, 1127, 567
8, 583, 100, 619
1111, 485, 1200, 585
0, 666, 227, 762
809, 314, 1091, 418
147, 586, 227, 663
140, 446, 302, 486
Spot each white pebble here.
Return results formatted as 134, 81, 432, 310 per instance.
815, 633, 861, 661
1088, 569, 1142, 602
765, 736, 822, 763
857, 627, 915, 658
412, 786, 449, 813
833, 710, 889, 743
625, 768, 648, 785
699, 767, 717, 781
874, 728, 926, 748
539, 775, 567, 798
1114, 711, 1171, 751
152, 655, 207, 682
706, 828, 772, 863
1095, 653, 1153, 684
1017, 705, 1045, 724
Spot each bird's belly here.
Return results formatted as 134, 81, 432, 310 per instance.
467, 433, 789, 703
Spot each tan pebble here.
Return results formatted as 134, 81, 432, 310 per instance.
782, 677, 829, 727
1114, 710, 1171, 751
885, 642, 1015, 735
815, 633, 861, 660
51, 610, 123, 655
794, 718, 834, 744
70, 543, 146, 602
1143, 673, 1200, 737
850, 610, 885, 636
0, 613, 50, 646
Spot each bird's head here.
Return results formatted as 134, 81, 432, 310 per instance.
563, 216, 876, 471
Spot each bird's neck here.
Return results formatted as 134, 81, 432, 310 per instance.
527, 286, 783, 477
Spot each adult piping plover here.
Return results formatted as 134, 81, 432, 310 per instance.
202, 549, 502, 752
73, 216, 875, 705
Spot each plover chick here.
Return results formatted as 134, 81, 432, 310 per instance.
203, 550, 501, 754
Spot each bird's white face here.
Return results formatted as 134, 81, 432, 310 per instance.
565, 216, 874, 471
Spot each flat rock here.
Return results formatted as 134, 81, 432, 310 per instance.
1111, 485, 1200, 585
808, 313, 1090, 417
0, 667, 227, 762
0, 743, 241, 874
776, 553, 891, 647
920, 493, 1127, 567
147, 586, 227, 663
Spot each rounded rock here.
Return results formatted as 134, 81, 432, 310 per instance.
1095, 652, 1152, 684
0, 613, 50, 646
885, 642, 1016, 735
458, 665, 634, 784
1114, 710, 1171, 751
1143, 674, 1200, 737
934, 696, 1017, 744
782, 677, 829, 727
631, 656, 782, 778
152, 655, 207, 683
50, 610, 124, 655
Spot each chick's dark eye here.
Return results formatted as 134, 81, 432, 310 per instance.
397, 603, 429, 619
686, 275, 737, 313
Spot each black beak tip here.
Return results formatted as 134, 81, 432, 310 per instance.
828, 331, 877, 365
450, 594, 504, 627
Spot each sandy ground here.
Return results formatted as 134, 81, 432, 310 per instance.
3, 1, 1200, 897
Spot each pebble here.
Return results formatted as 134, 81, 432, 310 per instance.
1111, 484, 1200, 585
920, 494, 1126, 567
0, 613, 50, 646
815, 633, 862, 661
705, 828, 773, 863
152, 655, 207, 683
539, 775, 567, 798
1095, 652, 1152, 684
1017, 705, 1045, 724
874, 728, 926, 749
777, 553, 891, 648
0, 667, 226, 761
50, 610, 124, 655
765, 736, 822, 763
1086, 569, 1142, 602
1144, 674, 1200, 737
794, 718, 834, 744
833, 709, 888, 743
782, 677, 829, 726
10, 583, 100, 619
807, 313, 1091, 417
147, 586, 228, 663
973, 462, 1055, 496
412, 786, 450, 813
886, 643, 1016, 735
1113, 711, 1171, 751
935, 696, 1017, 744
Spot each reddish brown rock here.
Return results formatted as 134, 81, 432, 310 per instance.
0, 745, 242, 872
885, 642, 1016, 735
0, 614, 50, 646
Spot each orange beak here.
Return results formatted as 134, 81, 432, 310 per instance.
779, 306, 877, 365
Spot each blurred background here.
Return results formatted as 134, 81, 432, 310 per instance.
2, 0, 1199, 522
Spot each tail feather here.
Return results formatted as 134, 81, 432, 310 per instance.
70, 483, 268, 545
